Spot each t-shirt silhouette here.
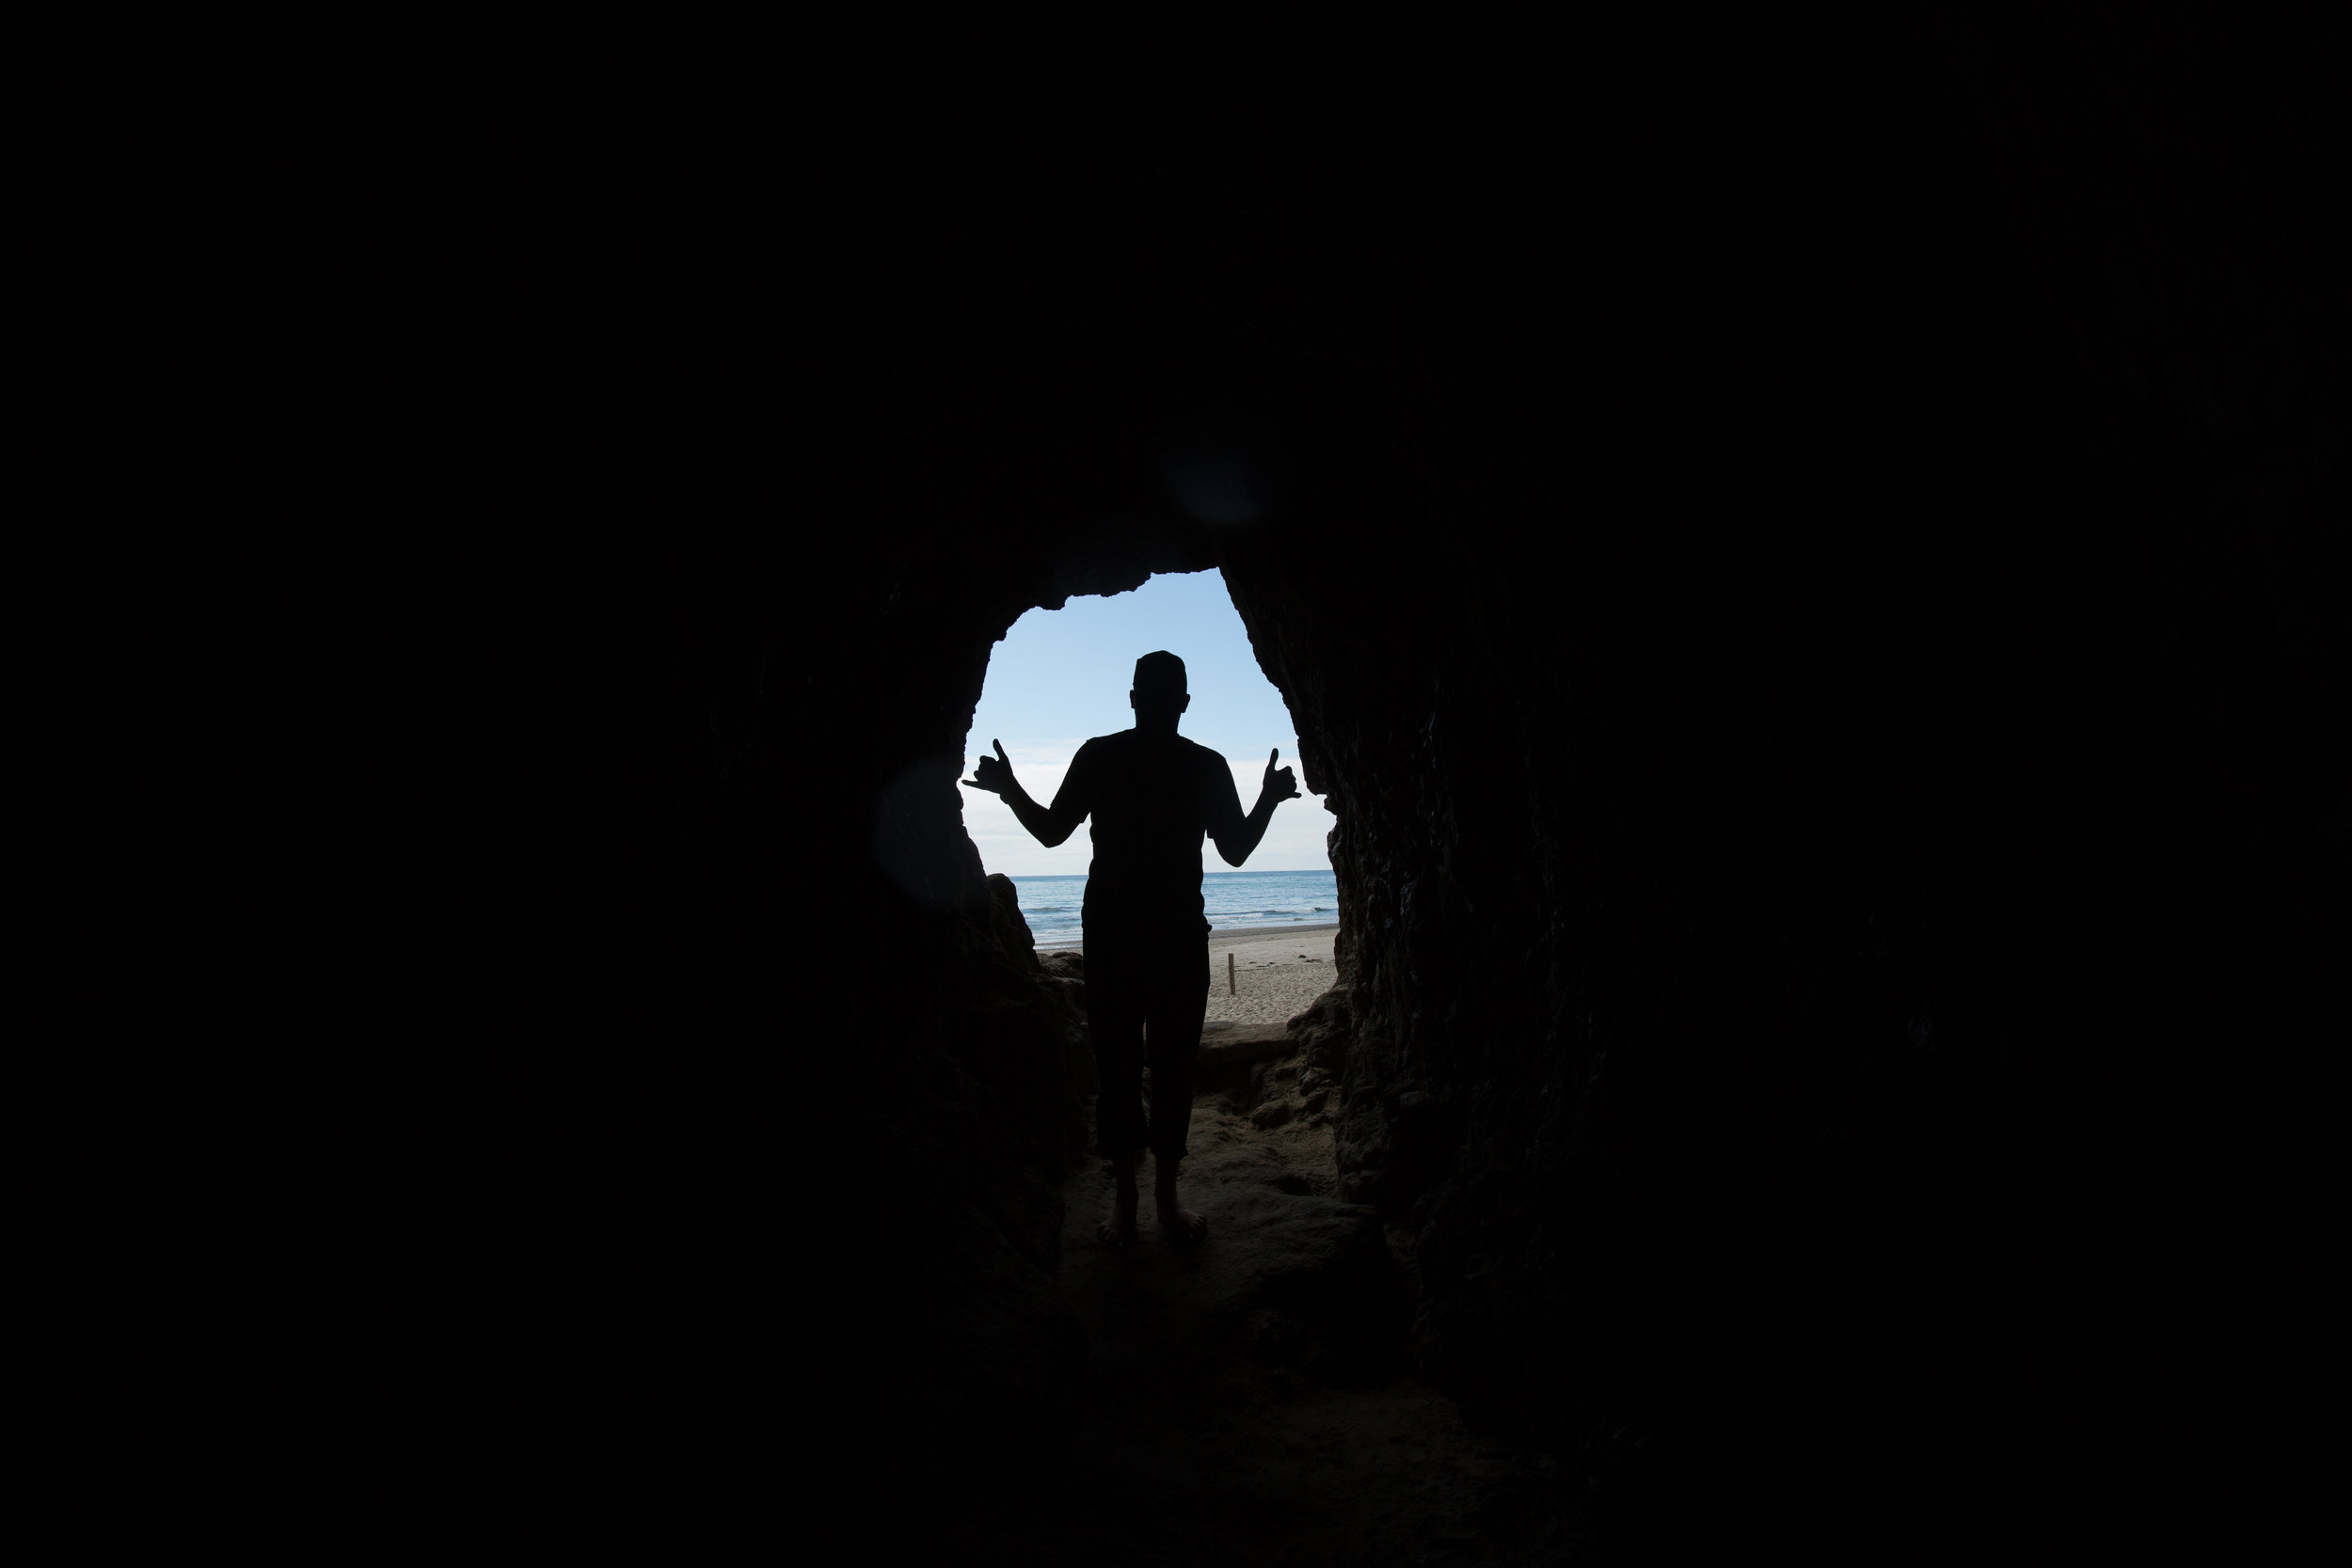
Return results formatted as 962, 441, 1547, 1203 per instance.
1054, 729, 1245, 945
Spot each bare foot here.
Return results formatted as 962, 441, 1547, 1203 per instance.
1152, 1160, 1207, 1244
1155, 1199, 1208, 1245
1099, 1176, 1138, 1249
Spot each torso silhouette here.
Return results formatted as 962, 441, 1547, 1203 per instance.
1056, 729, 1244, 942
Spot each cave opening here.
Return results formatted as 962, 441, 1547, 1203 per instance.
961, 567, 1336, 890
941, 562, 1487, 1564
898, 535, 1581, 1560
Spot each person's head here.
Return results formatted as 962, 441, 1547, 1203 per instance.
1130, 650, 1189, 732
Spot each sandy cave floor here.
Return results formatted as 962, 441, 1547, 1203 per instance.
981, 1051, 1585, 1567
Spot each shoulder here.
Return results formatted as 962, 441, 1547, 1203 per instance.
1180, 738, 1229, 773
1070, 733, 1120, 773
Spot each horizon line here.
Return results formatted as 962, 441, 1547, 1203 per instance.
1003, 866, 1334, 879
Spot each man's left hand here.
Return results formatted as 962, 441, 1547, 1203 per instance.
1263, 747, 1300, 803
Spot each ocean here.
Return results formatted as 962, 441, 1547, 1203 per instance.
1009, 867, 1340, 947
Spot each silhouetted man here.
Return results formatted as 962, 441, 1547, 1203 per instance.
964, 650, 1299, 1247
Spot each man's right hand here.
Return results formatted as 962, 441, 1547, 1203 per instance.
964, 739, 1015, 796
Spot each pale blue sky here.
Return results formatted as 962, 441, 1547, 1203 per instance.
961, 569, 1337, 877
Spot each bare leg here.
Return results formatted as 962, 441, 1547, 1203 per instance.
1098, 1153, 1139, 1248
1154, 1154, 1207, 1243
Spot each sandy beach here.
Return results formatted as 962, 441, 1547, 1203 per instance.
1202, 923, 1341, 1024
1039, 922, 1341, 1027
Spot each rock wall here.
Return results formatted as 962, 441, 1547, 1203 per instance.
1193, 24, 2345, 1538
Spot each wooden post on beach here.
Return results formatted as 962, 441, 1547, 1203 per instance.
1227, 952, 1236, 995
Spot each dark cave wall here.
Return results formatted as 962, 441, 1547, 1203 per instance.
521, 8, 2343, 1550
1211, 14, 2349, 1486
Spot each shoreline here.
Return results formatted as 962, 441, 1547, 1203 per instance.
1035, 920, 1340, 953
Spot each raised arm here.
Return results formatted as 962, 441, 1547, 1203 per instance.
1209, 747, 1300, 866
963, 740, 1090, 847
